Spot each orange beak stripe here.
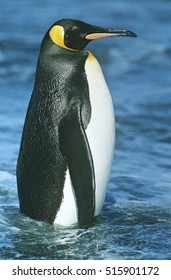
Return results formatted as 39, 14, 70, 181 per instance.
86, 33, 119, 40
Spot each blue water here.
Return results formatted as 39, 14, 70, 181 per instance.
0, 0, 171, 260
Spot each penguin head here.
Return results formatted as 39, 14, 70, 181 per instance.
49, 19, 137, 51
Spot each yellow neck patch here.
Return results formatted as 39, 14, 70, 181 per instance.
49, 25, 77, 52
87, 51, 96, 62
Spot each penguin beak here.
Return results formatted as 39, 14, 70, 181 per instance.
86, 28, 137, 40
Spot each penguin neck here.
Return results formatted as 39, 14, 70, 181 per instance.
35, 41, 91, 89
41, 34, 95, 60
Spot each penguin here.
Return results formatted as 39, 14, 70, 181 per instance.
17, 19, 136, 228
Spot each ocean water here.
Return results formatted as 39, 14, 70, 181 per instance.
0, 0, 171, 260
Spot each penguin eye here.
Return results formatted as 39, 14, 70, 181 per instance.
72, 26, 79, 32
71, 26, 81, 36
65, 26, 79, 40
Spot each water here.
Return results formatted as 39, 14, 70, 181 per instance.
0, 0, 171, 260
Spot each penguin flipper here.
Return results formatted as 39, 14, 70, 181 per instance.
59, 106, 95, 228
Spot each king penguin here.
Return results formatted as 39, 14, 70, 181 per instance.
17, 19, 137, 228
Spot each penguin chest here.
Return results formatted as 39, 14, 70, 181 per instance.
85, 53, 115, 215
54, 53, 115, 227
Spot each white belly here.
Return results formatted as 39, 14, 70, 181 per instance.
85, 53, 115, 216
54, 53, 115, 227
